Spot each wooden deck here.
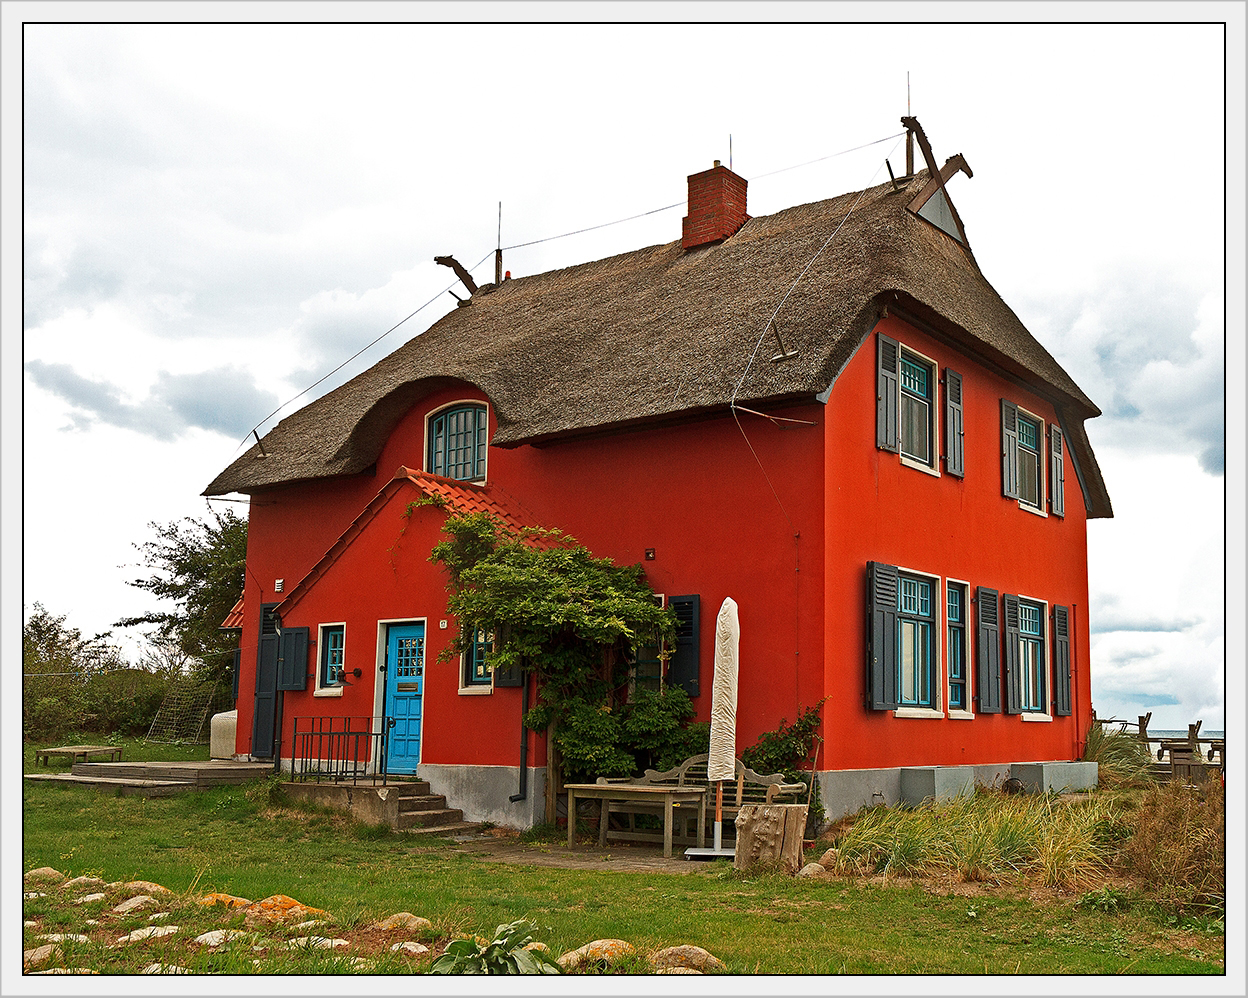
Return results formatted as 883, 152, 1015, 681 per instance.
24, 760, 275, 797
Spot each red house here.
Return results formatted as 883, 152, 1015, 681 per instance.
206, 121, 1112, 825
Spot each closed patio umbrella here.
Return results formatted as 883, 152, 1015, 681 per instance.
686, 596, 739, 859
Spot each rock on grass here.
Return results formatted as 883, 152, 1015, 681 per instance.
650, 944, 724, 972
557, 939, 635, 970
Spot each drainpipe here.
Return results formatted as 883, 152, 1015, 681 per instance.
509, 673, 530, 802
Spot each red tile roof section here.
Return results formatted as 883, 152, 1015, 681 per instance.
220, 596, 245, 630
276, 467, 545, 616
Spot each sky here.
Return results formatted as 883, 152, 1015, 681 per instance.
7, 9, 1244, 747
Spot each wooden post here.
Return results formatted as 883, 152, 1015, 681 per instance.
734, 804, 809, 875
1137, 712, 1152, 745
545, 722, 559, 826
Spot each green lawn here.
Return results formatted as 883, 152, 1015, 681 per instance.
23, 734, 212, 772
21, 779, 1225, 976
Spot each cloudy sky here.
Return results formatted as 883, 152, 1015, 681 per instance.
7, 10, 1243, 743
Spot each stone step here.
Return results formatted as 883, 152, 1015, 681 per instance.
401, 820, 481, 838
24, 773, 196, 798
397, 807, 464, 830
397, 794, 452, 813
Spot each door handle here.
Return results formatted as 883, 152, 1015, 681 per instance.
388, 718, 396, 729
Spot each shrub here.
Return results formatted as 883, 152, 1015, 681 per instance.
1122, 779, 1225, 915
1083, 723, 1154, 788
428, 919, 562, 975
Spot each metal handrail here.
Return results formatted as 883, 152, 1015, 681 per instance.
289, 715, 389, 785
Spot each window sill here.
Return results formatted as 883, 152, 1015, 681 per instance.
1020, 712, 1052, 722
1018, 501, 1048, 518
947, 710, 975, 720
893, 707, 944, 719
313, 688, 344, 698
457, 685, 493, 696
900, 455, 940, 478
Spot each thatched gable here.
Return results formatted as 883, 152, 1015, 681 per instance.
204, 170, 1111, 517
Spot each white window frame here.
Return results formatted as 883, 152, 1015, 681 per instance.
898, 346, 941, 478
424, 399, 490, 483
458, 627, 495, 696
945, 578, 975, 719
313, 622, 347, 698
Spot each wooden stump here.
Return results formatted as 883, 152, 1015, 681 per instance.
733, 804, 809, 874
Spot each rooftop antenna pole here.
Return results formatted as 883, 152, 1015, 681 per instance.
905, 72, 914, 176
495, 202, 503, 285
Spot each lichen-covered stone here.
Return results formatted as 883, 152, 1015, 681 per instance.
36, 933, 89, 944
29, 968, 98, 975
23, 943, 59, 969
194, 928, 251, 947
245, 894, 326, 925
116, 925, 179, 944
390, 941, 430, 955
287, 935, 348, 950
72, 893, 106, 905
148, 912, 171, 922
24, 867, 64, 884
142, 963, 191, 974
374, 912, 432, 932
818, 847, 838, 867
557, 938, 635, 970
198, 892, 252, 908
62, 876, 106, 890
122, 880, 173, 895
656, 967, 703, 974
650, 944, 724, 972
113, 894, 157, 914
798, 862, 826, 877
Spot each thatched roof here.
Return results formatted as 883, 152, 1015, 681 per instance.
205, 171, 1111, 517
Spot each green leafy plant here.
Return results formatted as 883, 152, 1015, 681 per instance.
1076, 886, 1132, 913
427, 919, 562, 975
741, 699, 826, 825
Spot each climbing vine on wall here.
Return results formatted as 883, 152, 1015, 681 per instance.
429, 511, 689, 780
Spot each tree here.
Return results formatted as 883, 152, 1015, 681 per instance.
429, 509, 683, 783
24, 603, 126, 677
116, 504, 247, 683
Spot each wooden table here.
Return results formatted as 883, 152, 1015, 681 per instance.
564, 783, 706, 858
35, 744, 123, 766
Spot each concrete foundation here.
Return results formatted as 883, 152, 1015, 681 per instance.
900, 765, 977, 805
283, 781, 406, 827
418, 763, 548, 828
1010, 760, 1099, 794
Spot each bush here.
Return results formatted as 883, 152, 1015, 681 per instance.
23, 669, 172, 741
1123, 779, 1225, 915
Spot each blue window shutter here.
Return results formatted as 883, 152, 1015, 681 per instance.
276, 626, 309, 691
877, 334, 900, 453
668, 595, 700, 697
975, 587, 1002, 713
1001, 400, 1020, 499
944, 369, 965, 477
1002, 594, 1022, 714
866, 562, 900, 710
1049, 425, 1066, 518
1052, 605, 1072, 716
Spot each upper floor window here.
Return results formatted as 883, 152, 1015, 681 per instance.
877, 334, 963, 477
900, 354, 934, 465
427, 404, 488, 481
1001, 400, 1048, 513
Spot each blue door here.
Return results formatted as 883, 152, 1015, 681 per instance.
385, 623, 425, 774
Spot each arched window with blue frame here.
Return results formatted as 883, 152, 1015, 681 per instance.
426, 403, 488, 481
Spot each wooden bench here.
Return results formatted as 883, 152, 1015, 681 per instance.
34, 744, 123, 767
593, 752, 807, 846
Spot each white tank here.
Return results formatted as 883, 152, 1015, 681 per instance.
210, 710, 238, 760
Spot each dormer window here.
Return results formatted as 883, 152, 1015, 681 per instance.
427, 403, 488, 481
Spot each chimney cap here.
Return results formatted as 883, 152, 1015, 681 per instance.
713, 160, 721, 167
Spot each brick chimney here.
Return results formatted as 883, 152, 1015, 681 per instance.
681, 160, 749, 251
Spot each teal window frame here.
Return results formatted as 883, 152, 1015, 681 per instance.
896, 575, 934, 708
427, 404, 488, 481
1018, 600, 1046, 712
463, 628, 494, 687
319, 625, 345, 688
1016, 412, 1042, 509
946, 583, 968, 710
899, 352, 935, 466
